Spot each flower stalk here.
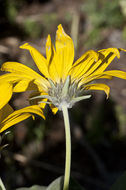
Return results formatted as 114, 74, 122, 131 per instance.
62, 105, 71, 190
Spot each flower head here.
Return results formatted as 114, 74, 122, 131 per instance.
1, 24, 126, 112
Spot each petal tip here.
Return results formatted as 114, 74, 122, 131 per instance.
57, 24, 65, 35
57, 24, 63, 30
20, 43, 29, 49
46, 34, 51, 44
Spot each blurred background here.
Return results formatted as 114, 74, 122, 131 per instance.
1, 0, 126, 189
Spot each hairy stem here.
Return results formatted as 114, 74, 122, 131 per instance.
62, 105, 71, 190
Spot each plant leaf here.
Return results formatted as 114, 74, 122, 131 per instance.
47, 176, 63, 190
15, 177, 86, 190
47, 176, 86, 190
15, 185, 46, 190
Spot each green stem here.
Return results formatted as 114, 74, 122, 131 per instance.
0, 178, 6, 190
62, 105, 71, 190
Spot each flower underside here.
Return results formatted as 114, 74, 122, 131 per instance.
31, 76, 91, 110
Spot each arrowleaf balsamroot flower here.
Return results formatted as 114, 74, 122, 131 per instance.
1, 24, 126, 190
1, 24, 126, 112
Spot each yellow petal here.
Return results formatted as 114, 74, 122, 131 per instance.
49, 104, 58, 114
0, 73, 21, 83
1, 62, 43, 79
0, 105, 45, 133
39, 102, 47, 109
83, 48, 120, 77
0, 104, 14, 123
1, 62, 49, 91
55, 24, 74, 80
69, 50, 98, 80
13, 79, 43, 92
102, 70, 126, 79
0, 82, 13, 109
79, 69, 126, 87
20, 43, 50, 78
80, 69, 126, 87
29, 91, 48, 109
119, 48, 126, 52
79, 73, 113, 86
0, 73, 40, 92
84, 83, 110, 98
46, 35, 59, 82
46, 35, 54, 63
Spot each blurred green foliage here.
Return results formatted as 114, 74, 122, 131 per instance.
83, 0, 124, 28
23, 13, 58, 38
23, 19, 43, 39
84, 28, 101, 49
81, 0, 125, 48
5, 0, 24, 23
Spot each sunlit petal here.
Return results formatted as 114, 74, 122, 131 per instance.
80, 70, 126, 86
1, 62, 49, 91
46, 35, 59, 82
20, 43, 50, 78
55, 24, 74, 80
102, 70, 126, 79
1, 61, 43, 79
69, 50, 98, 80
79, 73, 113, 86
84, 83, 110, 98
83, 48, 120, 77
0, 82, 13, 109
0, 105, 45, 133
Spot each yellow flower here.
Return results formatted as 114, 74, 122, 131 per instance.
1, 24, 126, 190
0, 104, 45, 133
1, 24, 126, 112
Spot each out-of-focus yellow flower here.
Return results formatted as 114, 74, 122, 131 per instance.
0, 82, 13, 110
0, 104, 45, 133
1, 24, 126, 113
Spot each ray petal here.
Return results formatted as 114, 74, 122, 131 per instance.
84, 83, 110, 98
46, 35, 59, 82
29, 91, 48, 109
84, 48, 120, 77
102, 70, 126, 79
49, 104, 58, 114
0, 82, 13, 109
0, 105, 45, 133
79, 73, 113, 86
55, 24, 74, 80
20, 43, 50, 78
69, 50, 98, 80
1, 62, 43, 79
1, 62, 49, 91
